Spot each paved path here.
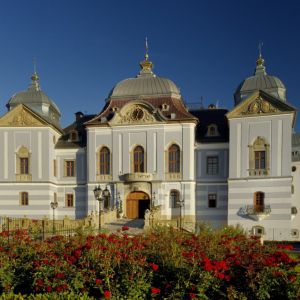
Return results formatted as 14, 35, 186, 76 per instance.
104, 218, 145, 235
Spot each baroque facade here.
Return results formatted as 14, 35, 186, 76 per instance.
0, 51, 299, 241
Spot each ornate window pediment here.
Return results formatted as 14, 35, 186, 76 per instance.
249, 136, 270, 176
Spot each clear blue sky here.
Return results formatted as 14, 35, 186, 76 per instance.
0, 0, 299, 131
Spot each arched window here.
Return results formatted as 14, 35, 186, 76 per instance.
168, 144, 180, 173
249, 137, 270, 176
99, 147, 110, 175
20, 192, 28, 206
133, 146, 144, 173
254, 192, 264, 213
170, 190, 180, 208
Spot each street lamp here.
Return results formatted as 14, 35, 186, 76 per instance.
93, 185, 103, 233
93, 185, 111, 233
50, 201, 58, 235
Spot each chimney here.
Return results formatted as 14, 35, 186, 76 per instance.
75, 111, 84, 122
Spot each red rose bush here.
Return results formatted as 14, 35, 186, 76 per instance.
0, 226, 299, 299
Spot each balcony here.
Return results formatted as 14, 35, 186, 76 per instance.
165, 173, 182, 181
96, 174, 112, 182
123, 172, 153, 182
248, 169, 269, 176
238, 205, 271, 221
15, 174, 32, 181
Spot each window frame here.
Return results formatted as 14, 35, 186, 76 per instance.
65, 193, 74, 207
133, 146, 145, 173
253, 191, 264, 213
208, 193, 217, 208
20, 157, 29, 174
99, 147, 111, 175
64, 160, 76, 177
20, 192, 29, 206
168, 144, 180, 173
206, 156, 219, 175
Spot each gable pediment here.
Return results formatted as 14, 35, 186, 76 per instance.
108, 102, 166, 126
0, 104, 49, 127
227, 90, 296, 119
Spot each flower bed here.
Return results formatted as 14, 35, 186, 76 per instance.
0, 226, 299, 299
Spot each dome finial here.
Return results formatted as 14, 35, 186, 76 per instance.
139, 37, 154, 75
256, 41, 264, 66
145, 37, 149, 61
254, 42, 266, 76
29, 57, 41, 91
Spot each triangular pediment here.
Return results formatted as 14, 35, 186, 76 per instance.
227, 90, 296, 120
108, 102, 166, 126
0, 104, 50, 127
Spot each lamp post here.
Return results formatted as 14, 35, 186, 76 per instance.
93, 185, 103, 233
50, 201, 58, 235
93, 185, 111, 233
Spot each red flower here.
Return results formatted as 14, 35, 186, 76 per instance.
55, 272, 65, 279
73, 249, 82, 258
122, 226, 129, 231
46, 286, 52, 293
104, 290, 111, 298
36, 279, 44, 286
151, 287, 161, 294
189, 293, 197, 299
95, 278, 103, 285
149, 262, 159, 271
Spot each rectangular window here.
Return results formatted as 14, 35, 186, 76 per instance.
208, 194, 217, 208
20, 158, 29, 174
53, 160, 57, 177
20, 192, 29, 206
206, 156, 218, 175
64, 160, 75, 177
255, 151, 266, 169
65, 194, 74, 207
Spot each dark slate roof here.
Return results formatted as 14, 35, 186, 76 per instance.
55, 114, 96, 149
190, 108, 229, 143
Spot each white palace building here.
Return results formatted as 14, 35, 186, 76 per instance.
0, 49, 299, 241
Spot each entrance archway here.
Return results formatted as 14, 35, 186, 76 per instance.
126, 191, 150, 219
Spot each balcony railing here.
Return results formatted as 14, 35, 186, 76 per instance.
239, 204, 271, 221
165, 173, 182, 181
15, 174, 32, 181
123, 172, 153, 182
96, 174, 112, 182
248, 169, 269, 176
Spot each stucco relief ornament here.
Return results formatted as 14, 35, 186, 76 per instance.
242, 97, 278, 115
9, 110, 39, 126
119, 106, 155, 124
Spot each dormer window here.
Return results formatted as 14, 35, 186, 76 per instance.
70, 131, 78, 142
207, 124, 219, 137
161, 103, 170, 111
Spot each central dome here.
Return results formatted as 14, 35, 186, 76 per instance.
108, 54, 181, 100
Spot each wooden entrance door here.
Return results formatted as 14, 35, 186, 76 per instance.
126, 191, 149, 219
